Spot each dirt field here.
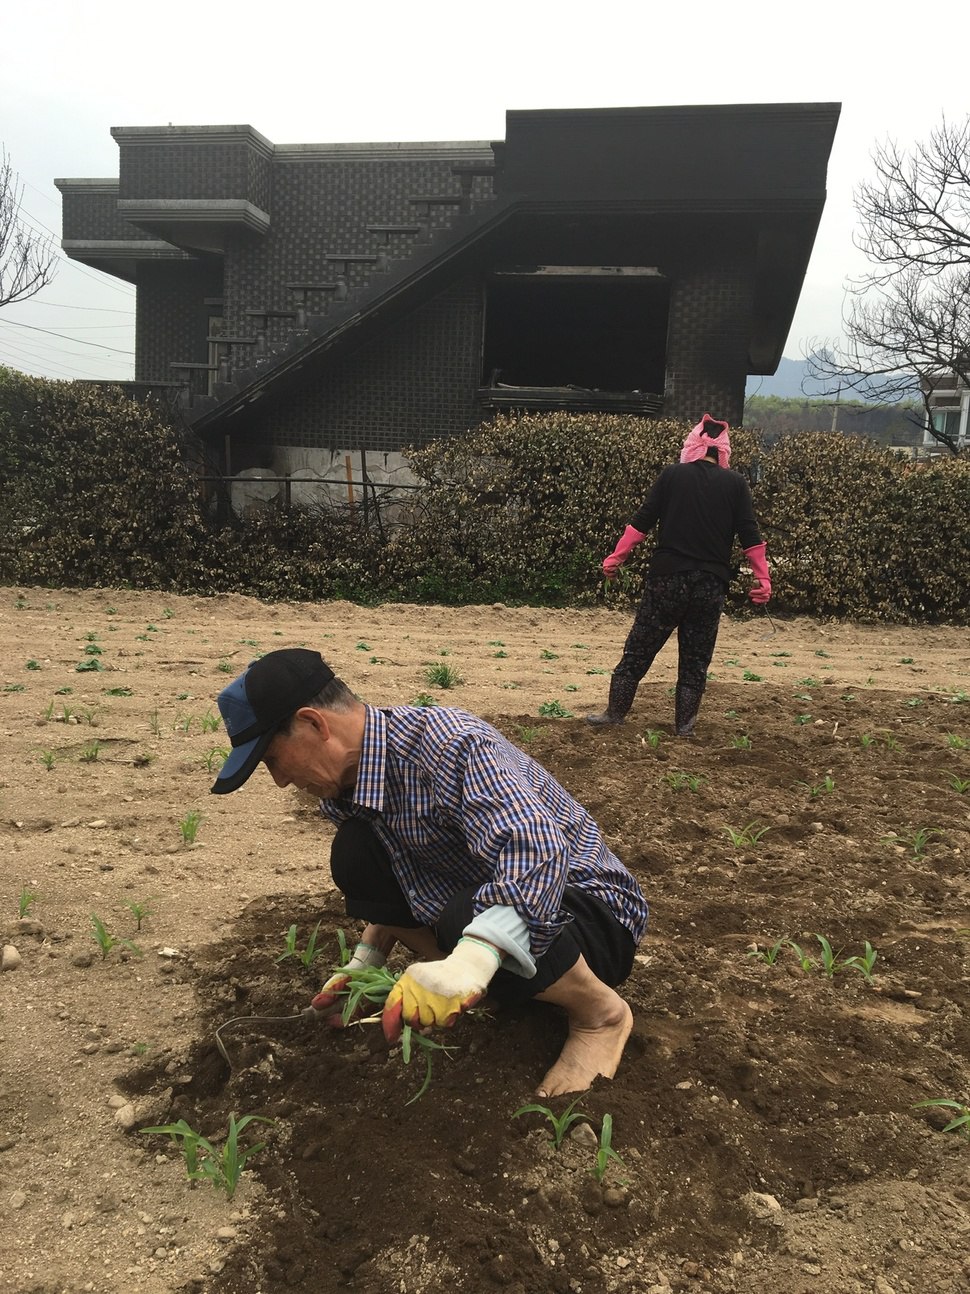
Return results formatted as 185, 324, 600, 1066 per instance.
1, 585, 968, 1294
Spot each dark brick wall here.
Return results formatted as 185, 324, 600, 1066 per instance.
221, 150, 491, 347
60, 188, 152, 242
135, 261, 224, 383
118, 137, 272, 206
664, 232, 756, 427
242, 275, 484, 453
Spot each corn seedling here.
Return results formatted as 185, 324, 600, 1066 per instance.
746, 937, 788, 966
859, 732, 876, 748
174, 713, 194, 733
79, 741, 101, 763
813, 934, 878, 982
591, 1113, 626, 1183
90, 913, 141, 960
538, 700, 573, 718
18, 884, 39, 918
665, 770, 705, 792
912, 1098, 970, 1140
413, 692, 437, 707
882, 826, 941, 857
730, 734, 752, 750
276, 921, 327, 969
945, 733, 968, 750
493, 649, 508, 658
784, 939, 816, 972
140, 1114, 274, 1198
642, 729, 663, 749
38, 750, 55, 771
149, 709, 161, 736
424, 662, 464, 689
127, 898, 155, 931
329, 960, 458, 1103
179, 810, 203, 845
41, 699, 56, 720
488, 640, 505, 647
517, 726, 541, 743
723, 821, 770, 849
202, 745, 230, 773
946, 773, 970, 794
513, 1096, 589, 1150
800, 775, 835, 797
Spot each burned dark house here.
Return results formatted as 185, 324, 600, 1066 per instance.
57, 103, 839, 480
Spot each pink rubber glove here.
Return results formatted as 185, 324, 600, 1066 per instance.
603, 525, 647, 579
744, 543, 771, 605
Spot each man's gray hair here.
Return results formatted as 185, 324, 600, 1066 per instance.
281, 675, 359, 730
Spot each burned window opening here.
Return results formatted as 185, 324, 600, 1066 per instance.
482, 273, 669, 395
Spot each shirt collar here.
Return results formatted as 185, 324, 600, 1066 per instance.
348, 704, 386, 813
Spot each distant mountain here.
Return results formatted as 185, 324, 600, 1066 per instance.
745, 357, 832, 400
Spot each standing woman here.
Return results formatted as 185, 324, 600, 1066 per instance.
587, 414, 770, 736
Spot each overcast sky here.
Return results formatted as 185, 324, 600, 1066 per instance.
0, 0, 964, 385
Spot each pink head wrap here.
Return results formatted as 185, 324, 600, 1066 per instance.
680, 413, 731, 469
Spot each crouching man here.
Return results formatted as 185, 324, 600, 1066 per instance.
211, 648, 648, 1097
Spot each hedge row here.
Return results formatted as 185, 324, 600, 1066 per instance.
1, 371, 967, 623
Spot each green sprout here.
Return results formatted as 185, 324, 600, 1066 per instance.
730, 734, 752, 750
742, 670, 762, 682
38, 750, 55, 771
912, 1099, 970, 1140
746, 937, 787, 966
722, 822, 770, 849
882, 826, 941, 857
79, 741, 101, 763
75, 658, 104, 673
179, 810, 203, 845
202, 746, 230, 773
538, 700, 573, 718
413, 693, 437, 707
127, 898, 155, 932
517, 726, 542, 743
18, 884, 39, 918
642, 729, 663, 749
945, 733, 968, 750
90, 913, 142, 960
591, 1113, 626, 1184
799, 775, 835, 797
946, 773, 970, 794
276, 921, 327, 969
103, 686, 133, 697
25, 659, 41, 671
513, 1096, 589, 1150
424, 663, 464, 689
140, 1114, 274, 1198
200, 711, 221, 733
540, 649, 559, 660
665, 770, 705, 792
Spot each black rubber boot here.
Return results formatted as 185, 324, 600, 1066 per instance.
585, 674, 638, 727
674, 683, 704, 737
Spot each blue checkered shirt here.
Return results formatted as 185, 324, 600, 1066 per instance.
318, 705, 648, 958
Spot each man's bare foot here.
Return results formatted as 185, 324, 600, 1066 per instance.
536, 999, 633, 1098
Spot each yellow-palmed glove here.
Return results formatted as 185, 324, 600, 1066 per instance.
382, 937, 501, 1043
310, 941, 386, 1027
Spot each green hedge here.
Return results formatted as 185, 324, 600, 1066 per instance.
1, 371, 967, 623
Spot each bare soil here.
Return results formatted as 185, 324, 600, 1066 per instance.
1, 586, 969, 1294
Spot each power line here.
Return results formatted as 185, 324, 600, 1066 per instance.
0, 343, 131, 381
0, 328, 134, 366
0, 317, 134, 354
17, 299, 134, 314
16, 206, 137, 300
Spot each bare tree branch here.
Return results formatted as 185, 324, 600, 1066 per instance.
808, 117, 970, 454
1, 147, 56, 309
